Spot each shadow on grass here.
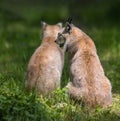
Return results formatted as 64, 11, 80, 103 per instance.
102, 58, 120, 94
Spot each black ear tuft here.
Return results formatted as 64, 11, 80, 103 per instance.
67, 17, 72, 24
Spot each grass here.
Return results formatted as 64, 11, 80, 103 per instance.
0, 2, 120, 121
0, 22, 120, 121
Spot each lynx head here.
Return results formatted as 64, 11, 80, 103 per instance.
55, 19, 83, 51
55, 21, 73, 50
41, 21, 63, 39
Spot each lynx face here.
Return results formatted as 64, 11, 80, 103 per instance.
56, 22, 79, 51
55, 22, 72, 45
41, 22, 63, 39
55, 33, 66, 47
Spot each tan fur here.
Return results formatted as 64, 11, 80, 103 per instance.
41, 22, 62, 39
56, 24, 112, 107
25, 23, 64, 96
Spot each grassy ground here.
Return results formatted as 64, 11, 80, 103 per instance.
0, 1, 120, 121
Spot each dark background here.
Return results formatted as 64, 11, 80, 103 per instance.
0, 0, 120, 27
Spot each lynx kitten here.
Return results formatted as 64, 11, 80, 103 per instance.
25, 22, 64, 96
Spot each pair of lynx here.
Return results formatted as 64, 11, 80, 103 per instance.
25, 20, 112, 108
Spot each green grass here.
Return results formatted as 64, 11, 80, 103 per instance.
0, 22, 120, 121
0, 2, 120, 120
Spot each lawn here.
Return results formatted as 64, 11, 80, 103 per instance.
0, 1, 120, 121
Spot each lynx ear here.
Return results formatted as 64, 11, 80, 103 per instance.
65, 22, 72, 33
57, 22, 62, 27
67, 17, 72, 24
41, 21, 47, 28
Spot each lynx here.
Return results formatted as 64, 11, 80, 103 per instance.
56, 22, 112, 107
25, 22, 64, 96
